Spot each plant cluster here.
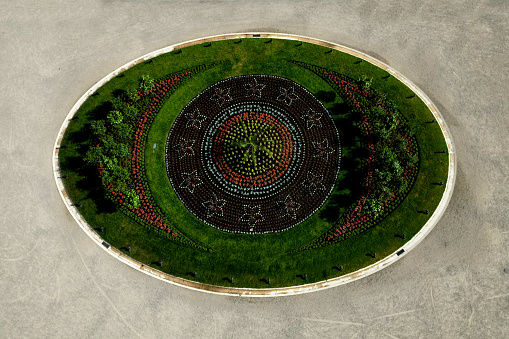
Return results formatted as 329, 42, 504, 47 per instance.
85, 65, 218, 248
85, 82, 143, 209
288, 61, 419, 248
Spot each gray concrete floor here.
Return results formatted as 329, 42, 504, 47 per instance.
1, 0, 507, 338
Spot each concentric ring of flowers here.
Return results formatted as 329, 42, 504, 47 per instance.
165, 75, 341, 234
214, 111, 292, 186
202, 102, 304, 199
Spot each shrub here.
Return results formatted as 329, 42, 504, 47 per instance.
365, 198, 382, 215
138, 75, 154, 93
123, 105, 139, 120
111, 97, 126, 111
358, 75, 373, 91
100, 135, 117, 153
107, 110, 123, 125
125, 189, 140, 209
125, 88, 139, 104
85, 146, 104, 165
90, 120, 106, 136
112, 123, 133, 141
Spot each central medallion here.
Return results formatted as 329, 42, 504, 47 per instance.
219, 112, 290, 180
202, 102, 303, 199
166, 75, 341, 233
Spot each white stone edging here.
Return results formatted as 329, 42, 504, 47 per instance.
53, 32, 456, 297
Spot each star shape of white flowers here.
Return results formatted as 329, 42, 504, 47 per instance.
174, 139, 195, 159
277, 195, 301, 219
185, 108, 207, 129
179, 170, 202, 193
210, 87, 233, 107
245, 78, 266, 98
302, 108, 323, 129
277, 86, 299, 106
302, 172, 325, 196
312, 139, 335, 162
202, 193, 226, 218
239, 205, 264, 227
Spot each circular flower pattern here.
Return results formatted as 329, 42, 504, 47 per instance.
166, 75, 341, 233
219, 112, 290, 180
202, 102, 303, 199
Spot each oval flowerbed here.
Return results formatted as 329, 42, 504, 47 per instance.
56, 34, 452, 291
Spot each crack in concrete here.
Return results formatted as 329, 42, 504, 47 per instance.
72, 238, 143, 338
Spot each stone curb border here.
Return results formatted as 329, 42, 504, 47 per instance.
53, 32, 456, 297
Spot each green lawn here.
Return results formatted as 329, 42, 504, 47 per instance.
59, 38, 448, 288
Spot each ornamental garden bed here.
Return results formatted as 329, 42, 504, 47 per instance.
58, 37, 449, 289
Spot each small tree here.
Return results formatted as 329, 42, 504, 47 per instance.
138, 75, 154, 93
371, 89, 387, 103
378, 146, 397, 168
85, 146, 105, 165
111, 97, 126, 111
100, 135, 117, 153
393, 135, 408, 154
125, 189, 140, 209
107, 110, 123, 125
371, 106, 397, 139
125, 88, 139, 104
111, 142, 129, 158
112, 166, 129, 190
101, 156, 129, 190
123, 105, 139, 120
388, 159, 404, 177
392, 175, 409, 192
112, 123, 133, 141
358, 75, 373, 91
402, 153, 418, 168
374, 168, 392, 186
90, 120, 106, 137
372, 168, 395, 201
103, 156, 118, 171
